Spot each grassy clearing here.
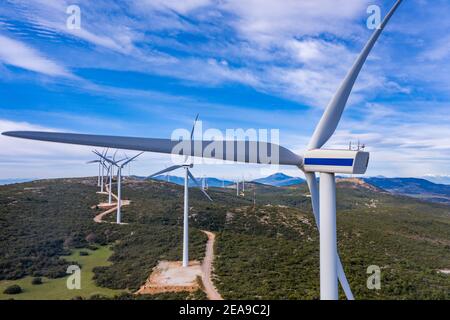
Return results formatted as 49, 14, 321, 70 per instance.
0, 246, 125, 300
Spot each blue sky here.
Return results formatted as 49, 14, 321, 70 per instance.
0, 0, 449, 180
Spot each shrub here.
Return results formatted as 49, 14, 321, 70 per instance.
85, 233, 97, 243
79, 251, 89, 256
3, 285, 22, 295
32, 277, 43, 285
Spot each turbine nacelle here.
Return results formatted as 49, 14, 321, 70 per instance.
303, 149, 369, 175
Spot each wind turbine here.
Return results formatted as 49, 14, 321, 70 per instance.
87, 149, 109, 192
86, 158, 101, 188
201, 174, 206, 191
148, 115, 212, 267
94, 150, 143, 224
100, 150, 121, 204
105, 152, 116, 205
2, 0, 403, 300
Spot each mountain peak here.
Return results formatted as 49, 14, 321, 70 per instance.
267, 173, 291, 179
252, 173, 305, 187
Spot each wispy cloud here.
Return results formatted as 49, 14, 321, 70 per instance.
0, 1, 449, 179
0, 0, 401, 106
0, 35, 70, 77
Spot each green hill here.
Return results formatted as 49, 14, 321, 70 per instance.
0, 177, 448, 300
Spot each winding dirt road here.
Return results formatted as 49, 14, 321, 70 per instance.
93, 184, 129, 223
92, 185, 222, 299
201, 230, 223, 300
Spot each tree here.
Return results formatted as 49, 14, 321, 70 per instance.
3, 285, 22, 295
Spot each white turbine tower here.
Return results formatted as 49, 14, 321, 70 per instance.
86, 158, 101, 187
106, 153, 115, 205
149, 163, 212, 267
87, 149, 109, 192
101, 150, 121, 205
2, 0, 402, 300
148, 115, 212, 267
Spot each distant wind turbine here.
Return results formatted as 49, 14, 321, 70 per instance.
86, 158, 101, 187
2, 0, 403, 300
94, 150, 143, 224
87, 148, 109, 192
148, 115, 213, 267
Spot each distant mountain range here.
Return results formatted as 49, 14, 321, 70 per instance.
363, 177, 450, 204
146, 173, 450, 204
4, 174, 450, 204
0, 178, 35, 186
151, 175, 235, 188
421, 175, 450, 185
150, 173, 305, 188
252, 173, 305, 187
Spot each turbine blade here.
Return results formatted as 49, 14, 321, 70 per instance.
190, 114, 199, 142
86, 160, 100, 164
308, 0, 403, 150
148, 165, 183, 178
185, 114, 200, 163
122, 152, 144, 167
2, 131, 302, 166
188, 170, 213, 201
305, 172, 354, 300
94, 149, 117, 166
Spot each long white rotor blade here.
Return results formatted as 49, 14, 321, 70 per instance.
148, 165, 183, 178
305, 172, 354, 300
190, 114, 199, 141
188, 170, 213, 202
185, 114, 200, 163
2, 131, 302, 166
308, 0, 403, 150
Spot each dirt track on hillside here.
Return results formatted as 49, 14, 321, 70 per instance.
201, 230, 223, 300
93, 184, 130, 223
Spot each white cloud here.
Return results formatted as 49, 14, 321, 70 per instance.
1, 0, 409, 108
0, 119, 88, 159
137, 0, 212, 15
324, 100, 450, 177
0, 35, 70, 77
220, 0, 370, 44
1, 0, 449, 179
0, 118, 172, 179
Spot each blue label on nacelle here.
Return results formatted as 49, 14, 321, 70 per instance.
304, 158, 354, 166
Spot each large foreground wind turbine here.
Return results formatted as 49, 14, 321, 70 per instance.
2, 0, 402, 300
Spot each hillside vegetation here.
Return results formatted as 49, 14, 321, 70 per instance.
0, 177, 449, 299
